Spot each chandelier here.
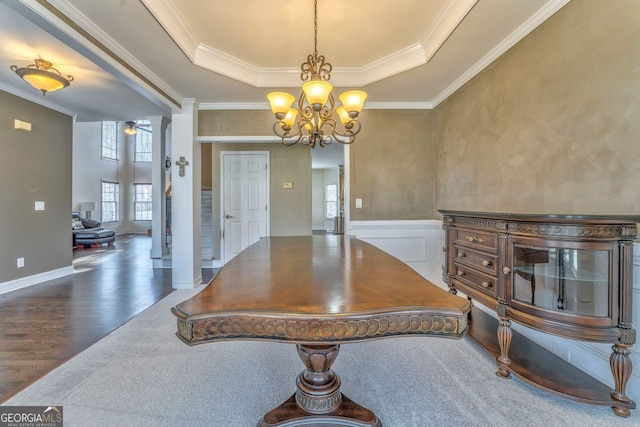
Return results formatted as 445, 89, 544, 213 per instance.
10, 59, 74, 96
267, 0, 367, 148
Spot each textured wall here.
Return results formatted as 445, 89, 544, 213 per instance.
199, 109, 274, 136
434, 0, 640, 216
0, 90, 73, 283
350, 110, 434, 220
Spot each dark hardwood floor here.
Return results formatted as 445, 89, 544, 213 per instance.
0, 234, 215, 403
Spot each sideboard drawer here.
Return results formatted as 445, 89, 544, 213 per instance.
453, 262, 497, 297
454, 228, 498, 253
453, 244, 498, 275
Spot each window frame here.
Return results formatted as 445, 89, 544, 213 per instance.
325, 183, 338, 219
134, 183, 153, 221
101, 121, 119, 161
133, 120, 152, 163
101, 180, 120, 223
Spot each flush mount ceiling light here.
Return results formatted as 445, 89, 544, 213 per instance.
10, 59, 74, 95
267, 0, 367, 148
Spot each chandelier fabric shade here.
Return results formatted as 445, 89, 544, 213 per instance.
10, 59, 74, 95
267, 0, 367, 148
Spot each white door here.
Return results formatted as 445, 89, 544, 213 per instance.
222, 152, 269, 263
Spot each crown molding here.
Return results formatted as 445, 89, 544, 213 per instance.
355, 43, 426, 87
421, 0, 478, 62
139, 0, 199, 62
199, 102, 270, 110
195, 43, 260, 86
366, 102, 434, 110
431, 0, 571, 107
198, 102, 434, 111
143, 0, 476, 88
28, 0, 182, 109
0, 81, 78, 120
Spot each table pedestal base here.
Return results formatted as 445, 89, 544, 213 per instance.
258, 344, 381, 427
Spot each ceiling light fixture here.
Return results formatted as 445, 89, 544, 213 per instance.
124, 121, 137, 135
267, 0, 367, 148
10, 59, 74, 96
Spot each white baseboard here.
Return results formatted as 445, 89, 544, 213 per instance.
0, 266, 74, 295
172, 276, 203, 289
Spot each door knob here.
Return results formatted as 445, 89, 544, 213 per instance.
225, 214, 233, 219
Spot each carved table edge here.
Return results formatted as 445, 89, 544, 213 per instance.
171, 307, 470, 345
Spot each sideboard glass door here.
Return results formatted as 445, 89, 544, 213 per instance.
510, 241, 612, 319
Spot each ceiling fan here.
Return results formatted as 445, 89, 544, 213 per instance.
123, 120, 151, 135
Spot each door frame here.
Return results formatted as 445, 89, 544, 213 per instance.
219, 150, 270, 265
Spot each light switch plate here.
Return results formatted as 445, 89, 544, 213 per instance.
355, 198, 362, 208
35, 201, 45, 210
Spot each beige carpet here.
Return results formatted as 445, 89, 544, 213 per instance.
3, 288, 638, 427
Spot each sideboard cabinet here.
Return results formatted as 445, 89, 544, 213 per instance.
439, 210, 638, 417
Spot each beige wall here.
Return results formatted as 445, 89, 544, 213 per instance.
350, 110, 434, 220
0, 90, 73, 283
200, 110, 312, 258
201, 143, 212, 189
433, 0, 640, 216
199, 110, 274, 136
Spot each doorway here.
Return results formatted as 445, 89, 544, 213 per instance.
311, 144, 345, 233
220, 151, 270, 263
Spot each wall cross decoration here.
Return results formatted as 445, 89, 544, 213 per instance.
175, 156, 189, 177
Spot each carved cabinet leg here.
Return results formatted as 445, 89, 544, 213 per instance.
610, 343, 633, 417
496, 300, 512, 378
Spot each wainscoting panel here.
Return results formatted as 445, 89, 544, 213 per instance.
349, 220, 443, 278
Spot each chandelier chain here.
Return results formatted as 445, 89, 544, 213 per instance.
313, 0, 318, 56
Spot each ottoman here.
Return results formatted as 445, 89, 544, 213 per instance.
74, 228, 116, 247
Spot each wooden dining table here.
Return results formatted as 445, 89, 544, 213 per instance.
172, 235, 471, 426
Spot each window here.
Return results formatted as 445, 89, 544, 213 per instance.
326, 184, 338, 219
101, 181, 120, 222
101, 121, 118, 160
134, 120, 152, 162
134, 184, 152, 221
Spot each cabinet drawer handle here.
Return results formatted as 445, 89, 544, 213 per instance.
457, 270, 465, 276
466, 236, 485, 243
503, 267, 511, 275
457, 252, 466, 258
482, 281, 493, 288
482, 260, 492, 267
